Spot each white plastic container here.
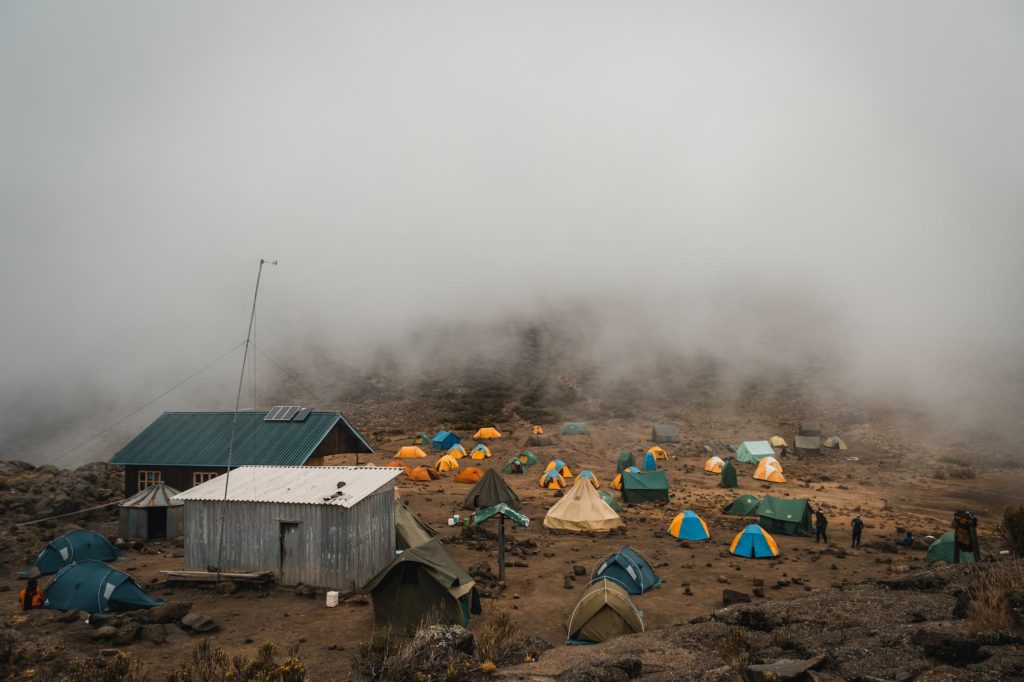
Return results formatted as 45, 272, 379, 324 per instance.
326, 591, 339, 608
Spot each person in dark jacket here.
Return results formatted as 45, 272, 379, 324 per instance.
815, 507, 829, 543
851, 514, 864, 548
896, 531, 914, 548
20, 577, 43, 611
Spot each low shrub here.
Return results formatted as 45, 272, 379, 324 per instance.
959, 560, 1024, 633
999, 505, 1024, 557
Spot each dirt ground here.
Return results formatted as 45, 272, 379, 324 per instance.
3, 411, 1021, 680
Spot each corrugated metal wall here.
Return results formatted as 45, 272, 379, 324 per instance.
182, 483, 395, 590
118, 506, 185, 541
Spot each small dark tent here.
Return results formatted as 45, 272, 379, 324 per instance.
525, 434, 556, 447
462, 469, 521, 511
926, 532, 977, 565
620, 470, 670, 504
43, 560, 162, 613
757, 496, 813, 536
431, 431, 461, 452
26, 530, 120, 576
395, 500, 438, 550
560, 422, 590, 436
616, 451, 636, 474
724, 494, 761, 517
719, 460, 738, 488
794, 435, 822, 456
651, 424, 680, 443
799, 421, 821, 437
363, 538, 478, 632
118, 482, 182, 541
592, 546, 662, 594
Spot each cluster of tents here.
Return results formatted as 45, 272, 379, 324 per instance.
19, 530, 163, 614
566, 546, 661, 643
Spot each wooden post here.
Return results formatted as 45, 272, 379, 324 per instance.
497, 515, 506, 581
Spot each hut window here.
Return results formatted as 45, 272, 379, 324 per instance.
193, 471, 219, 486
138, 470, 162, 490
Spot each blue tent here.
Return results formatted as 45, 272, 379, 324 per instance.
667, 510, 710, 541
591, 546, 662, 594
432, 431, 460, 452
729, 524, 780, 559
642, 451, 657, 471
43, 561, 163, 613
26, 529, 119, 576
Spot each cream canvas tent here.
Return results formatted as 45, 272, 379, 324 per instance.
753, 456, 786, 483
544, 477, 623, 532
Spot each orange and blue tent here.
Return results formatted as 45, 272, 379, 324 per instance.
470, 444, 492, 460
646, 446, 668, 461
667, 510, 710, 541
576, 470, 600, 488
729, 524, 780, 559
540, 470, 567, 489
610, 467, 640, 490
544, 459, 573, 478
447, 444, 467, 459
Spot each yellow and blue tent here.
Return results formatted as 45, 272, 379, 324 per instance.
447, 444, 467, 459
729, 524, 780, 559
470, 444, 492, 460
540, 469, 567, 489
610, 467, 640, 491
667, 510, 710, 542
544, 459, 573, 478
646, 446, 668, 461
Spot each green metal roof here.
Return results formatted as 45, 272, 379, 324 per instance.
109, 411, 372, 467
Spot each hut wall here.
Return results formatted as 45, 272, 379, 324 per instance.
182, 485, 395, 590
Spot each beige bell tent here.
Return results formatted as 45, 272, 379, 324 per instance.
704, 456, 725, 474
565, 577, 644, 643
544, 476, 624, 532
769, 436, 787, 449
753, 456, 786, 483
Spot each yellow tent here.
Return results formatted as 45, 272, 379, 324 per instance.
470, 444, 492, 460
610, 473, 624, 490
753, 456, 786, 483
647, 446, 668, 461
435, 454, 460, 473
395, 446, 427, 459
544, 460, 573, 478
544, 476, 624, 532
531, 426, 544, 435
704, 456, 724, 474
447, 444, 467, 459
474, 427, 502, 440
769, 436, 787, 449
539, 470, 567, 489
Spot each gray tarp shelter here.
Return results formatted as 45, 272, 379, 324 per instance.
794, 435, 822, 456
799, 421, 821, 437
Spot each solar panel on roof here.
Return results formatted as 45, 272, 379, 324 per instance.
264, 405, 302, 421
292, 408, 311, 422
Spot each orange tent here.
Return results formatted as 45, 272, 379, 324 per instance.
454, 468, 485, 484
395, 446, 427, 459
753, 457, 786, 483
406, 467, 440, 482
474, 427, 502, 439
385, 460, 409, 469
531, 426, 544, 435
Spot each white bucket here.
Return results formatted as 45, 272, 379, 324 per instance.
326, 591, 339, 608
447, 517, 456, 526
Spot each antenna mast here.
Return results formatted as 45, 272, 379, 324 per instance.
214, 258, 277, 573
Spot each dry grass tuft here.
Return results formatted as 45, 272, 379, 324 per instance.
999, 504, 1024, 557
960, 560, 1024, 634
474, 612, 522, 667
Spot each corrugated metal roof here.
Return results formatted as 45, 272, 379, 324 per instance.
108, 411, 373, 467
171, 466, 403, 508
119, 481, 183, 508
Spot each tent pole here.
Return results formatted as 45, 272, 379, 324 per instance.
497, 515, 506, 581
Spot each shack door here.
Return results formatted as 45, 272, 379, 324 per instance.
278, 522, 301, 585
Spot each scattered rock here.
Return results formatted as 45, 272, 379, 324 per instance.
180, 612, 218, 633
722, 589, 751, 606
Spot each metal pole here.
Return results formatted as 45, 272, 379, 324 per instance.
497, 515, 506, 580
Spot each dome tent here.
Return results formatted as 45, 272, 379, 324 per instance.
43, 560, 162, 613
729, 524, 780, 559
26, 530, 119, 577
667, 510, 710, 541
592, 546, 662, 594
565, 578, 643, 644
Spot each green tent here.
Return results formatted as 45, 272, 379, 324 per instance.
926, 532, 976, 565
736, 441, 775, 464
503, 450, 539, 472
757, 496, 813, 536
43, 560, 163, 613
462, 469, 521, 511
395, 500, 438, 550
620, 470, 669, 504
719, 460, 738, 488
724, 494, 760, 517
561, 422, 590, 436
363, 538, 478, 633
414, 432, 431, 446
598, 490, 623, 513
616, 451, 636, 474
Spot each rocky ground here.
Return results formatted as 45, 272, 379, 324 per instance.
1, 398, 1023, 680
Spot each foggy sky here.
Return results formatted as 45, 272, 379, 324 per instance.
2, 3, 1023, 463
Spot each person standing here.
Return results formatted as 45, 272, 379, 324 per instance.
851, 514, 864, 548
20, 577, 43, 610
815, 507, 829, 543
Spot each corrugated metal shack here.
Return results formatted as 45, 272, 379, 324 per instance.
173, 466, 402, 590
118, 482, 184, 540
